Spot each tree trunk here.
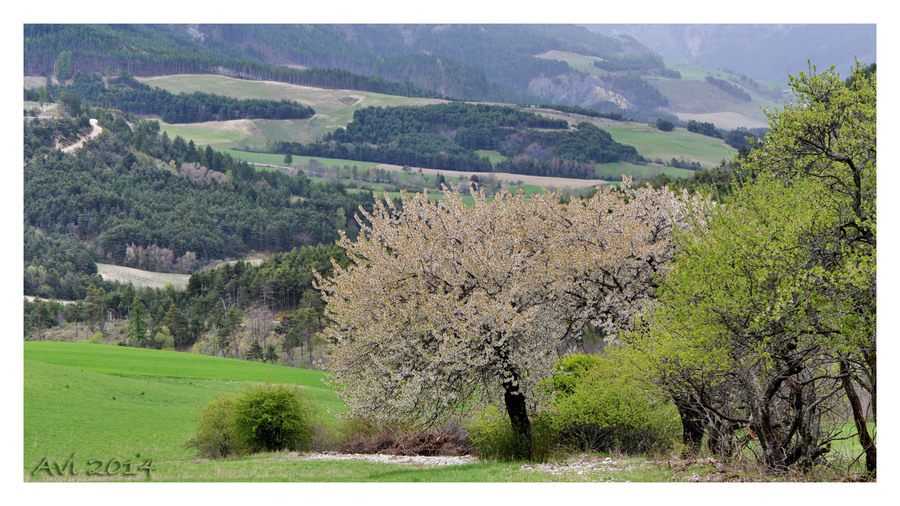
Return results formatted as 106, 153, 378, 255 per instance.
673, 396, 705, 458
840, 360, 876, 473
502, 377, 532, 461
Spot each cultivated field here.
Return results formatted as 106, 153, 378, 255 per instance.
140, 75, 445, 147
141, 73, 737, 172
96, 263, 191, 290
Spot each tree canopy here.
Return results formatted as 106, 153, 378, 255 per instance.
317, 181, 700, 459
632, 63, 876, 473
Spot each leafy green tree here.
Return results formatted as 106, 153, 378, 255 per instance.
264, 344, 279, 363
58, 91, 82, 117
636, 63, 876, 473
742, 62, 876, 472
655, 118, 674, 132
154, 325, 175, 350
38, 86, 48, 111
283, 153, 293, 165
55, 50, 72, 83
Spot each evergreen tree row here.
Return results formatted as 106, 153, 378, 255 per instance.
42, 72, 315, 123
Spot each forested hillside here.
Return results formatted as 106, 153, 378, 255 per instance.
25, 24, 676, 117
24, 109, 372, 270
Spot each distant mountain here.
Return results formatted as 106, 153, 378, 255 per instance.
583, 24, 876, 82
25, 24, 670, 118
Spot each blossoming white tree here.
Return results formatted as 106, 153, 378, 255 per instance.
316, 180, 698, 459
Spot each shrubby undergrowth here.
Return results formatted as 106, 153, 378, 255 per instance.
186, 384, 316, 459
546, 353, 679, 456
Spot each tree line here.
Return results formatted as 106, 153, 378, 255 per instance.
24, 25, 443, 99
41, 72, 316, 123
269, 103, 641, 179
23, 244, 346, 363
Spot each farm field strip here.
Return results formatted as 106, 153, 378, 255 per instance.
97, 263, 191, 290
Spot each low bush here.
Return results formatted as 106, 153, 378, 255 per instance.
232, 384, 316, 453
547, 352, 680, 456
465, 407, 556, 462
185, 395, 246, 459
185, 384, 317, 459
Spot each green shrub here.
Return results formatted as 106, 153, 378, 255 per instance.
548, 352, 679, 456
655, 118, 675, 132
464, 406, 556, 462
87, 332, 103, 344
185, 384, 317, 459
185, 395, 247, 459
232, 384, 316, 454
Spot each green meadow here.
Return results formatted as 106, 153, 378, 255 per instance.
24, 342, 342, 480
23, 339, 869, 482
21, 342, 708, 482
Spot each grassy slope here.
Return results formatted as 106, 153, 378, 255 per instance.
24, 342, 343, 477
23, 341, 706, 482
23, 341, 868, 482
96, 263, 191, 290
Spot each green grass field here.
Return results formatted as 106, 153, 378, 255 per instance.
602, 124, 735, 169
24, 342, 343, 480
23, 342, 871, 482
24, 342, 708, 482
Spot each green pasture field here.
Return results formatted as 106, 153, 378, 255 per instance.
24, 342, 343, 480
475, 150, 508, 164
602, 124, 734, 169
534, 50, 610, 77
596, 162, 696, 181
23, 342, 871, 482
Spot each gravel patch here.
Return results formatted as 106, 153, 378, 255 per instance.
300, 451, 479, 466
520, 455, 643, 476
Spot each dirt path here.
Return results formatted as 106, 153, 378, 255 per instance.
60, 118, 102, 153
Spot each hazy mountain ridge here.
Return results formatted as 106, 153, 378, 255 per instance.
584, 24, 876, 82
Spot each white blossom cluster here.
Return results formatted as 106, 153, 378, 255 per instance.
316, 180, 702, 428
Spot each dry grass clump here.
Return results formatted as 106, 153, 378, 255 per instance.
339, 423, 472, 456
